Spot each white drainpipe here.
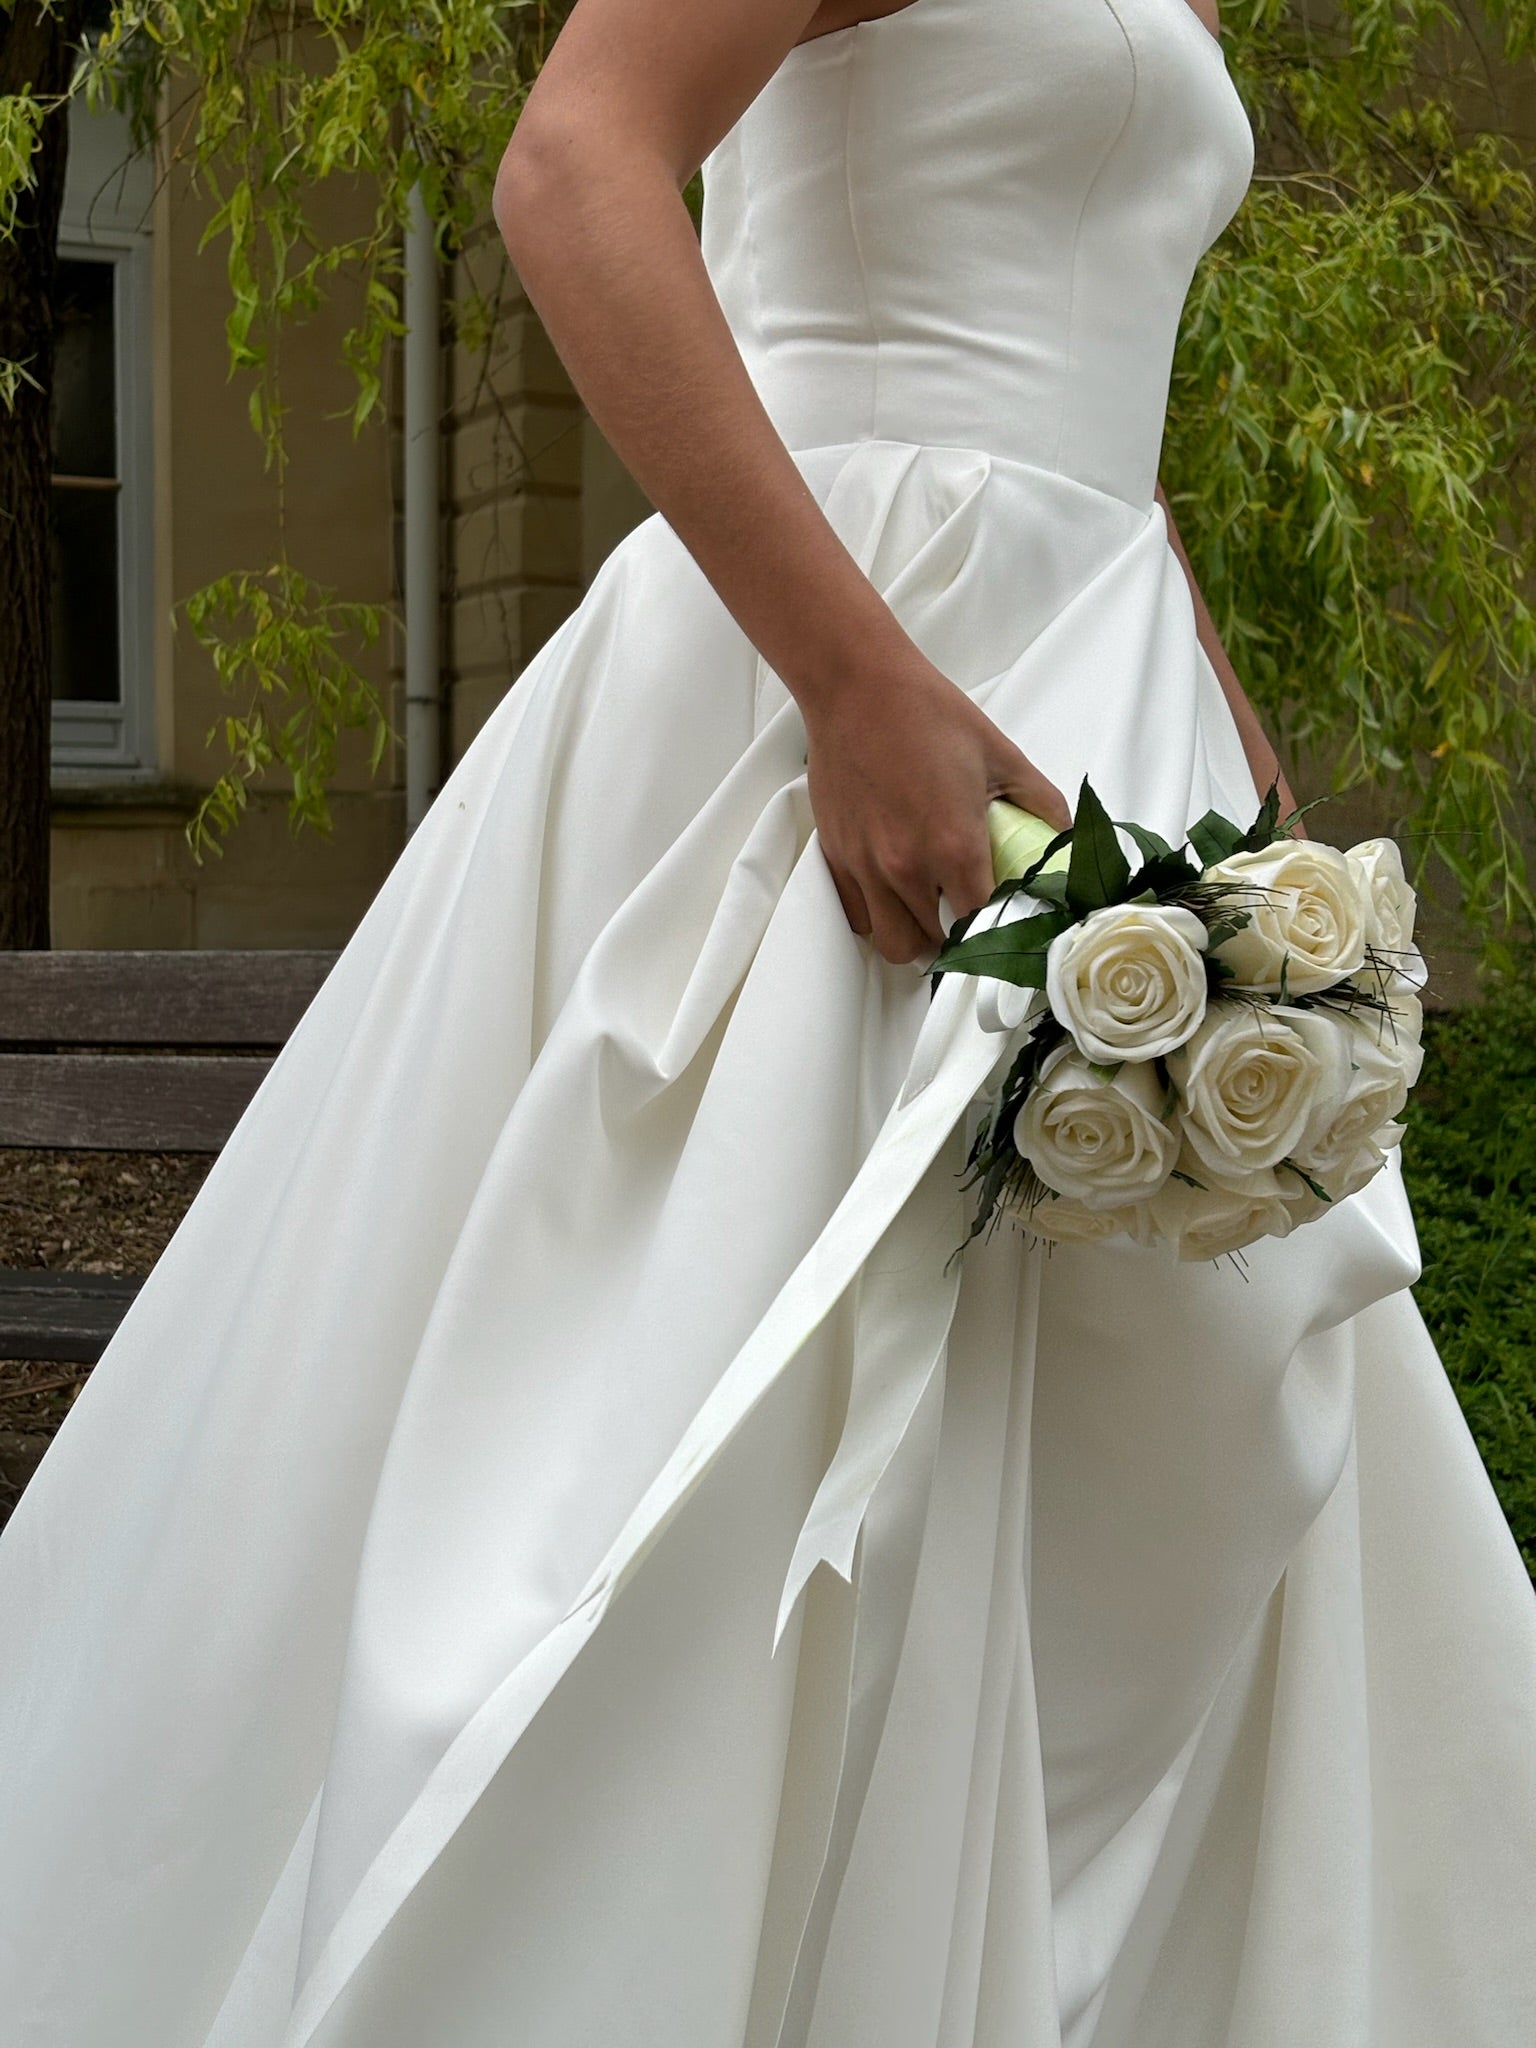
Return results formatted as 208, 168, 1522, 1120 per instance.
403, 180, 442, 835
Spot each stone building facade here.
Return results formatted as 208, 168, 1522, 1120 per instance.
47, 97, 650, 951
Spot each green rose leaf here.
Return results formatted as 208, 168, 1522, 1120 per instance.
1065, 778, 1131, 914
1120, 821, 1176, 865
1238, 781, 1284, 851
1129, 847, 1202, 899
930, 907, 1073, 986
1282, 1159, 1333, 1203
1188, 808, 1247, 869
1022, 867, 1070, 906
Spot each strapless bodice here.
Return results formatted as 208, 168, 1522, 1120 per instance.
701, 0, 1253, 509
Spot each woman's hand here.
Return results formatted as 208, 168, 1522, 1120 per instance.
801, 650, 1071, 965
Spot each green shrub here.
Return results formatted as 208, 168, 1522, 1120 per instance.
1405, 969, 1536, 1578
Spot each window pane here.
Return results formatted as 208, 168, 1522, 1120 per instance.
50, 486, 121, 703
51, 257, 117, 480
50, 254, 121, 706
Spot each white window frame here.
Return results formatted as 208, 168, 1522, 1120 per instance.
50, 101, 155, 781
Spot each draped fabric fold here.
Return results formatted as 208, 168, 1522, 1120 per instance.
7, 0, 1536, 2028
2, 436, 1533, 2048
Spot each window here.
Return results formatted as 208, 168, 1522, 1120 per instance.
50, 100, 154, 778
51, 257, 122, 707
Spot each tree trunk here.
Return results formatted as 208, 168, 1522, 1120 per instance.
0, 1, 81, 950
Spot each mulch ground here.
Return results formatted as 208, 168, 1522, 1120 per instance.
0, 1149, 211, 1524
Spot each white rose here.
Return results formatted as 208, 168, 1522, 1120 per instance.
1146, 1159, 1297, 1262
1293, 1011, 1420, 1178
1336, 973, 1424, 1074
1273, 1169, 1330, 1231
1353, 940, 1429, 1001
1044, 903, 1209, 1063
1205, 841, 1368, 995
1013, 1043, 1180, 1208
1379, 986, 1425, 1076
1168, 1002, 1349, 1178
1346, 838, 1417, 957
1020, 1191, 1151, 1246
1278, 1127, 1402, 1229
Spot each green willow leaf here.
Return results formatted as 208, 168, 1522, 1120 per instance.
1164, 8, 1536, 946
6, 0, 1530, 946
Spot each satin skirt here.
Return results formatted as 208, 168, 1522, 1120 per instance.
2, 439, 1534, 2048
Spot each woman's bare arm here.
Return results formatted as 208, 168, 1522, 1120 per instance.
493, 0, 1069, 965
1156, 485, 1307, 836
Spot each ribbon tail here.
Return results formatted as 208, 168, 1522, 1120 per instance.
769, 1342, 949, 2048
773, 1145, 968, 1651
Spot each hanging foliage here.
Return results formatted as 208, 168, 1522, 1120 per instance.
1163, 0, 1536, 951
0, 0, 565, 852
1, 0, 1533, 941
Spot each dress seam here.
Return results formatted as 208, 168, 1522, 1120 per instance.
1052, 0, 1140, 473
840, 29, 882, 443
734, 125, 771, 397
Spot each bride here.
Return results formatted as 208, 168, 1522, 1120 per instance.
2, 0, 1534, 2042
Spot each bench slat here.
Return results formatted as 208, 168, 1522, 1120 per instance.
0, 1053, 273, 1151
0, 1268, 142, 1364
0, 950, 336, 1047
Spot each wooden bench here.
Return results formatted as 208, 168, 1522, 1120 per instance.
0, 950, 337, 1363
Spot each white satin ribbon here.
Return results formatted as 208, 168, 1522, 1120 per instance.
773, 1148, 966, 1649
773, 889, 1051, 1645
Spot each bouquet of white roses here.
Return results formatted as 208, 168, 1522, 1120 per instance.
932, 780, 1425, 1262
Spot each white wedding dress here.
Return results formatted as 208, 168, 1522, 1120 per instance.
3, 1, 1534, 2042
